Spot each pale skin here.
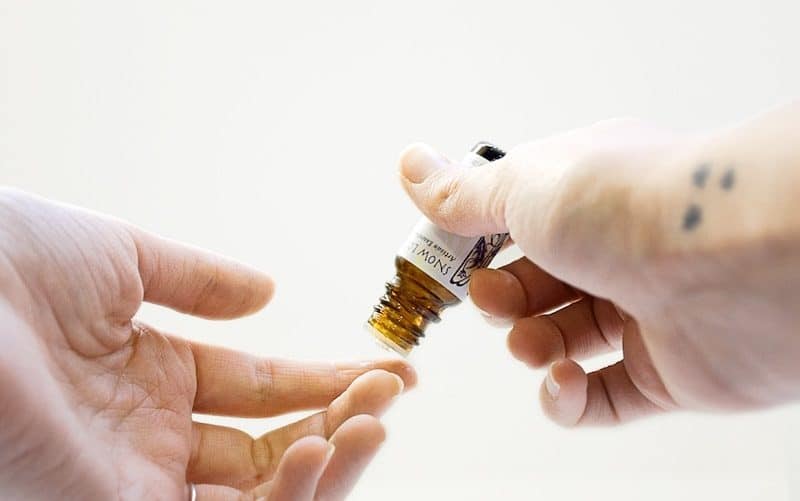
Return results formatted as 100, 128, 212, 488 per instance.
399, 101, 800, 426
0, 189, 417, 500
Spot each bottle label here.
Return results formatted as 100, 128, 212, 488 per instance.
396, 151, 509, 300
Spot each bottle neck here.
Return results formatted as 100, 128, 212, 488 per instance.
367, 257, 459, 354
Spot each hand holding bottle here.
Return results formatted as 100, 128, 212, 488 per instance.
399, 104, 800, 426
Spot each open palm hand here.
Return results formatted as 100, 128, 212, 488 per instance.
0, 189, 414, 500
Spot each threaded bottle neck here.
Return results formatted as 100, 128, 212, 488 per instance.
367, 257, 459, 355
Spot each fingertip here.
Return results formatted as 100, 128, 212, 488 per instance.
269, 435, 331, 500
343, 369, 405, 414
355, 368, 404, 392
362, 369, 405, 396
470, 268, 527, 321
242, 270, 276, 316
507, 317, 565, 368
284, 435, 330, 463
208, 269, 274, 319
130, 224, 278, 320
398, 143, 448, 184
314, 415, 387, 500
379, 359, 418, 391
539, 359, 587, 427
550, 359, 586, 394
334, 414, 386, 446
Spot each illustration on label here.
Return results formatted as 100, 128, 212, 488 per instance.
449, 233, 508, 287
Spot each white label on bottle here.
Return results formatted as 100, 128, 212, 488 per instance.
396, 151, 509, 300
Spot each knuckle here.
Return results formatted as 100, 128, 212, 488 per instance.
428, 171, 464, 231
487, 160, 515, 227
543, 150, 658, 266
429, 160, 515, 233
253, 358, 276, 404
187, 258, 221, 315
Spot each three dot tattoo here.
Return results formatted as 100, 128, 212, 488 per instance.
682, 163, 736, 231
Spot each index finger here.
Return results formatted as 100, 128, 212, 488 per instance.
470, 257, 582, 321
128, 226, 274, 319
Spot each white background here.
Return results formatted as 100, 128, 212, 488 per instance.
2, 1, 800, 500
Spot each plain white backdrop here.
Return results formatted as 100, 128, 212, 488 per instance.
2, 1, 800, 500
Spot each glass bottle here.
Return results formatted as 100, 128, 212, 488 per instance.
366, 142, 508, 355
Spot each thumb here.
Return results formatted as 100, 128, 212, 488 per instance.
398, 143, 514, 237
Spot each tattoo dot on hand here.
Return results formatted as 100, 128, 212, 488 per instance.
682, 204, 702, 231
692, 164, 711, 188
720, 168, 735, 190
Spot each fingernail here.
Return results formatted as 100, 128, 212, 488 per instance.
545, 362, 560, 399
325, 443, 336, 463
400, 143, 447, 184
475, 306, 514, 329
476, 307, 512, 328
398, 364, 418, 390
613, 304, 628, 321
476, 306, 492, 318
475, 306, 498, 322
391, 373, 405, 395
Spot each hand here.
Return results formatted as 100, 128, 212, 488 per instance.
398, 112, 800, 426
0, 189, 416, 500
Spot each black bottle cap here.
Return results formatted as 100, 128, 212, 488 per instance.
470, 142, 506, 162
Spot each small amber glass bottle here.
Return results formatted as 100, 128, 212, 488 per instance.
367, 142, 508, 355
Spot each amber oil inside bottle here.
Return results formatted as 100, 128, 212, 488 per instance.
367, 256, 459, 355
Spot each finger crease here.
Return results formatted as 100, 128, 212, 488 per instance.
254, 359, 276, 404
250, 436, 273, 476
189, 425, 202, 472
589, 298, 616, 351
189, 344, 201, 408
189, 261, 220, 315
597, 372, 620, 423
